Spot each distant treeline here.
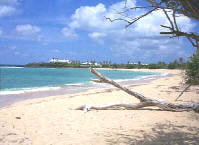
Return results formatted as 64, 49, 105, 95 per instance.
26, 62, 82, 68
26, 57, 187, 69
0, 64, 25, 67
100, 61, 186, 69
125, 59, 186, 69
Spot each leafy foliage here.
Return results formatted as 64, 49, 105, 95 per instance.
168, 60, 179, 69
186, 51, 199, 85
25, 58, 186, 69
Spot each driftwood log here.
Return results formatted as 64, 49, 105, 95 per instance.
76, 68, 199, 113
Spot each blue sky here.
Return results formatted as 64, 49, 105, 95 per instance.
0, 0, 197, 65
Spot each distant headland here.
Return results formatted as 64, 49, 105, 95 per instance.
1, 57, 186, 69
23, 57, 186, 69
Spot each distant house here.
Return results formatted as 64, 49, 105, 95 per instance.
81, 61, 92, 65
49, 58, 71, 64
94, 62, 102, 67
128, 62, 148, 65
80, 61, 102, 67
128, 62, 138, 65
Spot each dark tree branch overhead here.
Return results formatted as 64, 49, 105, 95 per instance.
162, 8, 175, 30
106, 0, 199, 50
177, 0, 199, 21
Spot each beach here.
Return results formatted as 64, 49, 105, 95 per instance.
0, 69, 199, 145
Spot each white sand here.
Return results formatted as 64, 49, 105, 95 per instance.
0, 69, 198, 145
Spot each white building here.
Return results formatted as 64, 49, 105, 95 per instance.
128, 62, 138, 65
128, 62, 148, 65
94, 62, 102, 67
80, 61, 102, 67
49, 58, 71, 64
81, 61, 92, 65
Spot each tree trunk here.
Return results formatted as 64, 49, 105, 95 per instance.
76, 68, 199, 113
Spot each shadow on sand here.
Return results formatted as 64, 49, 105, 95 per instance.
105, 123, 199, 145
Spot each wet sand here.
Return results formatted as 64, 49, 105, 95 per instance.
0, 69, 199, 145
0, 69, 164, 108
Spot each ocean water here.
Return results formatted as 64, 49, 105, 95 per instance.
0, 67, 160, 95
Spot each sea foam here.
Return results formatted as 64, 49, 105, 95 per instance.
0, 86, 61, 95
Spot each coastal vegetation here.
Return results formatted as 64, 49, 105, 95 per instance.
25, 52, 199, 87
25, 57, 189, 70
186, 51, 199, 85
26, 62, 82, 68
0, 64, 25, 67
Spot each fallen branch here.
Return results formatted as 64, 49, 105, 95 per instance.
75, 102, 156, 112
75, 101, 199, 112
91, 79, 104, 83
90, 68, 149, 102
75, 68, 199, 113
175, 83, 192, 101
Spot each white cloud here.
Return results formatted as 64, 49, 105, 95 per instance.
88, 32, 106, 44
109, 0, 136, 11
110, 40, 141, 57
69, 3, 107, 30
133, 10, 194, 37
16, 24, 41, 35
88, 32, 106, 38
0, 0, 20, 18
68, 2, 131, 31
61, 27, 78, 39
64, 0, 195, 61
12, 24, 45, 43
62, 2, 128, 40
0, 5, 16, 17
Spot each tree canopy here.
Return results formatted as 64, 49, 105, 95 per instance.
106, 0, 199, 50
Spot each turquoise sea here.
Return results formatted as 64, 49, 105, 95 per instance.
0, 67, 161, 95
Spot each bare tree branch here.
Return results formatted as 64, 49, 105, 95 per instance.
75, 68, 199, 113
162, 9, 175, 30
125, 7, 158, 28
75, 101, 189, 112
118, 5, 155, 14
172, 7, 179, 32
175, 83, 192, 101
160, 25, 199, 42
104, 0, 199, 51
104, 16, 131, 25
90, 67, 149, 102
187, 37, 198, 48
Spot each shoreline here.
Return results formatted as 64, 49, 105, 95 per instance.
0, 68, 169, 109
0, 67, 161, 95
0, 69, 199, 144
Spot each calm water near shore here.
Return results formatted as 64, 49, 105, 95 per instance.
0, 67, 165, 108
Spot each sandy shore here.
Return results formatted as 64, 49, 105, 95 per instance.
0, 69, 199, 145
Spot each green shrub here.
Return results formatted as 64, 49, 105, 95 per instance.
168, 60, 179, 69
148, 64, 159, 69
126, 64, 136, 69
186, 51, 199, 85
